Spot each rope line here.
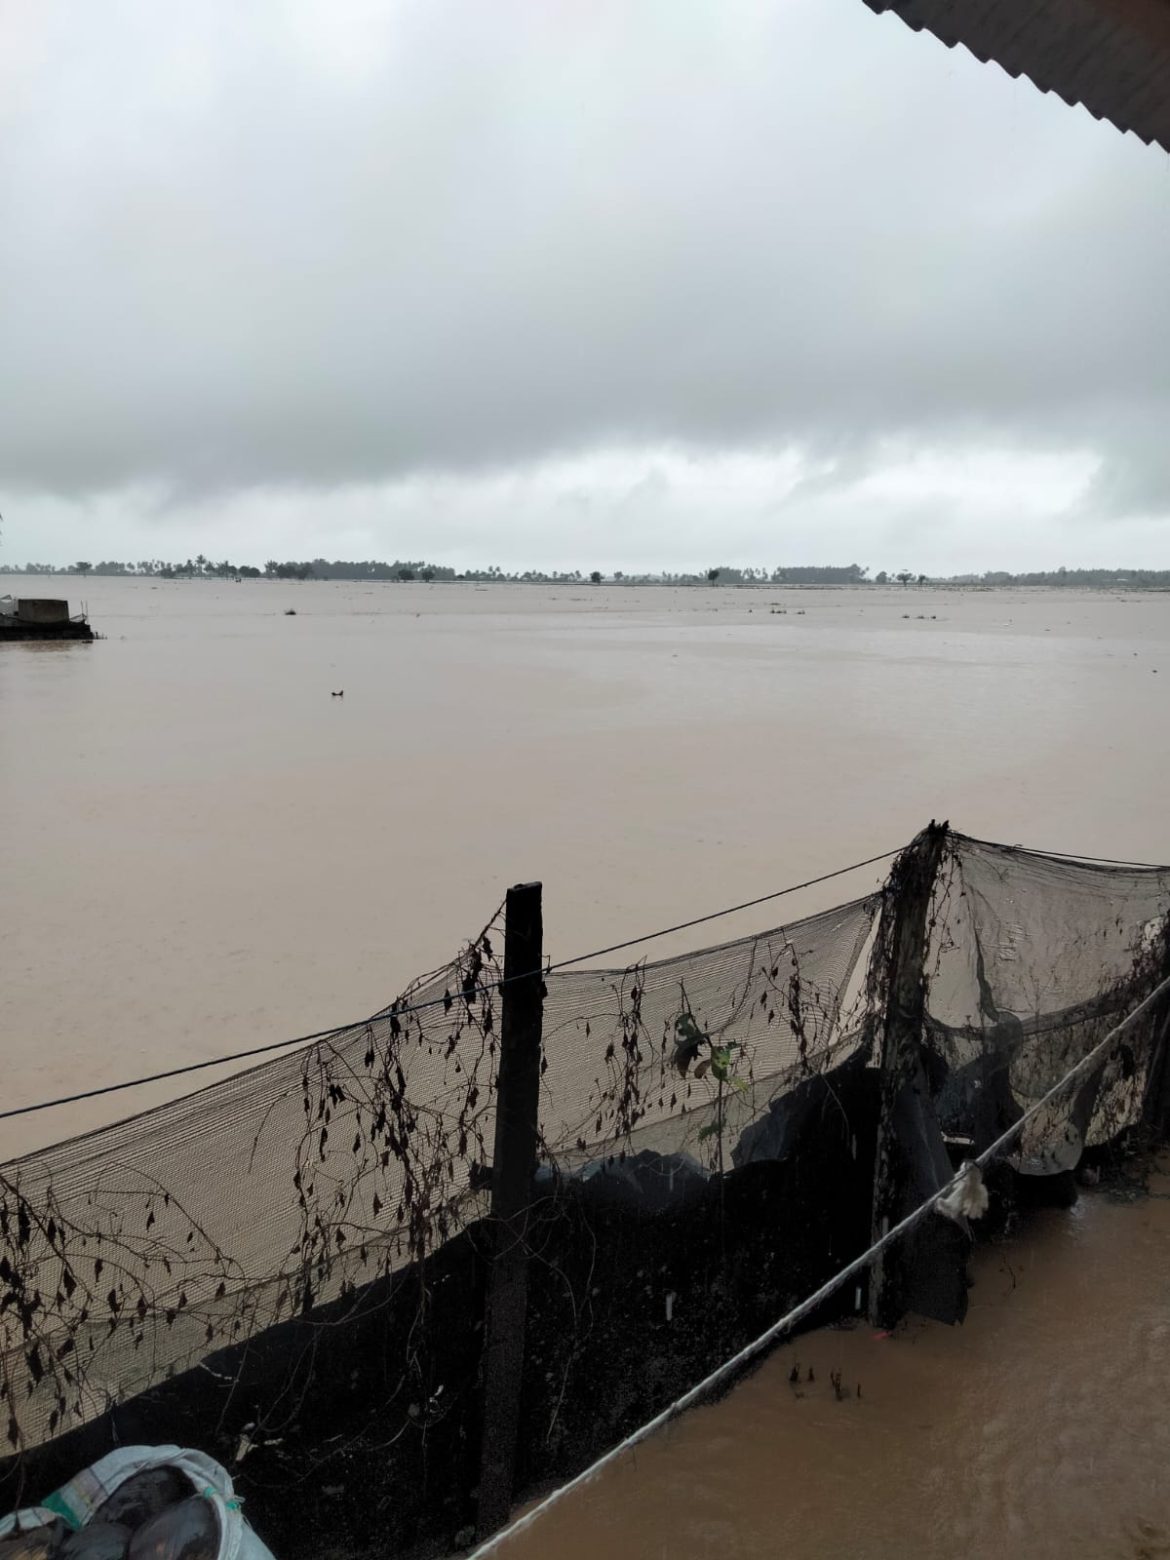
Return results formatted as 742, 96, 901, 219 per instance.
542, 849, 897, 973
0, 1027, 358, 1126
3, 832, 1159, 1129
0, 848, 898, 1126
1019, 848, 1170, 870
465, 969, 1170, 1559
967, 836, 1170, 872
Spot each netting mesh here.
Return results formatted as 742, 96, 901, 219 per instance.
3, 828, 1169, 1548
540, 895, 877, 1170
0, 895, 877, 1454
925, 834, 1170, 1172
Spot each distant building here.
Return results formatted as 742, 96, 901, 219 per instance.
0, 596, 94, 640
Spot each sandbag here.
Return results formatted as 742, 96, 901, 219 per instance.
93, 1473, 190, 1533
19, 1449, 274, 1560
0, 1519, 65, 1560
127, 1499, 218, 1560
60, 1524, 131, 1560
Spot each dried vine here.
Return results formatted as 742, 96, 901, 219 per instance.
0, 1168, 240, 1451
5, 827, 1167, 1542
286, 917, 505, 1316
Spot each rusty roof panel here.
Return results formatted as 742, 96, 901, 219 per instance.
864, 0, 1170, 152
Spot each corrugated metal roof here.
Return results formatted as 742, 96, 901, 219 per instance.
864, 0, 1170, 153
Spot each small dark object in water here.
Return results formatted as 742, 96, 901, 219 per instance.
284, 609, 296, 616
331, 690, 344, 697
0, 1522, 66, 1560
94, 1470, 191, 1531
788, 1364, 800, 1385
60, 1525, 131, 1560
127, 1498, 218, 1560
806, 1366, 815, 1384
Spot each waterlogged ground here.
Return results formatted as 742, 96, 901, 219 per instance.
3, 574, 1170, 1556
496, 1159, 1170, 1560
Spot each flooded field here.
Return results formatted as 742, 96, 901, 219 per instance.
3, 573, 1169, 1557
4, 575, 1169, 1149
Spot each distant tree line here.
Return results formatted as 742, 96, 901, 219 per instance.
8, 560, 1170, 590
940, 567, 1170, 588
8, 559, 870, 584
702, 564, 868, 584
13, 557, 266, 579
283, 558, 458, 581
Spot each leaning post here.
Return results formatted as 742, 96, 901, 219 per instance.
1140, 921, 1170, 1140
476, 881, 544, 1540
867, 820, 949, 1327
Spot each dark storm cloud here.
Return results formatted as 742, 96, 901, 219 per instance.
1, 0, 1168, 522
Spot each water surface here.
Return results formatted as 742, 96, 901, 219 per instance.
3, 574, 1169, 1556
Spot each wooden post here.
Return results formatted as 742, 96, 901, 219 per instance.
1145, 1008, 1170, 1141
867, 821, 949, 1327
476, 881, 544, 1540
1140, 928, 1170, 1140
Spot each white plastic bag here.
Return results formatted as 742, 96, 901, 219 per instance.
25, 1447, 275, 1560
0, 1508, 65, 1557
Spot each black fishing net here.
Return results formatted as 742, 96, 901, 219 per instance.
924, 834, 1170, 1172
2, 831, 1168, 1560
0, 896, 877, 1456
540, 895, 877, 1171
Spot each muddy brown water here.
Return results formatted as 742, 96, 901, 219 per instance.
3, 575, 1170, 1554
496, 1163, 1170, 1560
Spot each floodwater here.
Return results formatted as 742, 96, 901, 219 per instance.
498, 1166, 1170, 1560
3, 575, 1170, 1555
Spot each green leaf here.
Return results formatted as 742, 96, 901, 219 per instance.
710, 1046, 734, 1081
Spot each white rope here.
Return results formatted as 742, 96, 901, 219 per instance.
465, 970, 1170, 1558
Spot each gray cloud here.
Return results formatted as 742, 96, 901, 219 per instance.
1, 0, 1169, 562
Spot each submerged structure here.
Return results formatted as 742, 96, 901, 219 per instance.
0, 596, 94, 641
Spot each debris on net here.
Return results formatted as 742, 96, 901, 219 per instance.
934, 1161, 989, 1225
3, 831, 1170, 1560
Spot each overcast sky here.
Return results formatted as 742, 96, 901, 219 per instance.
2, 0, 1168, 573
